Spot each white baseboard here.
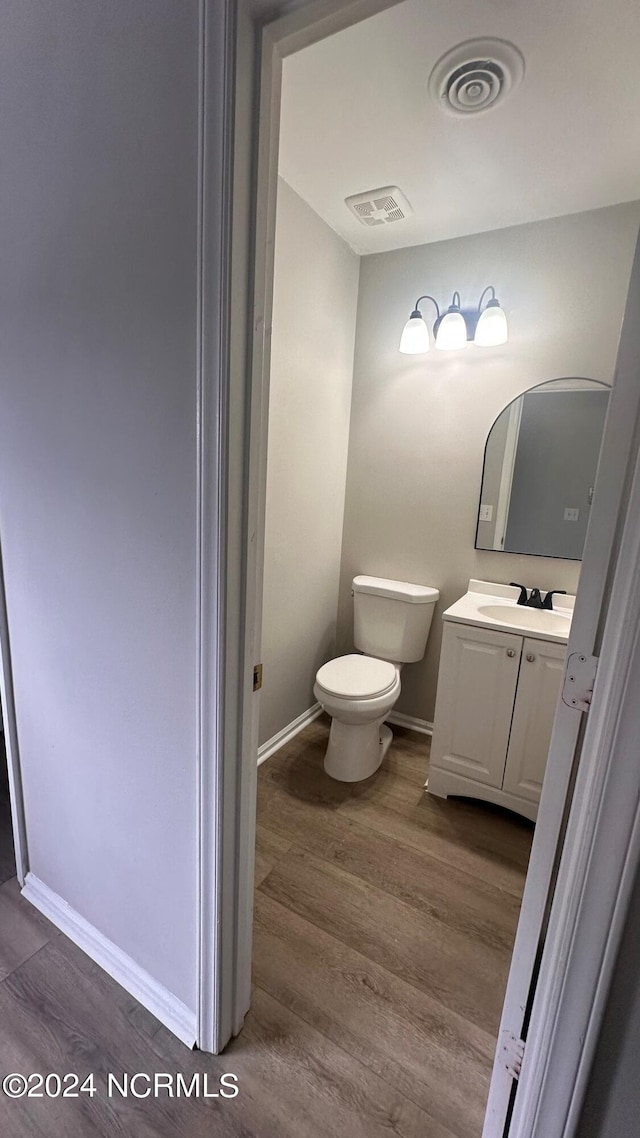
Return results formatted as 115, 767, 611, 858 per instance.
386, 710, 433, 736
258, 703, 324, 765
21, 873, 197, 1048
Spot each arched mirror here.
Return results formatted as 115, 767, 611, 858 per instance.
475, 377, 610, 560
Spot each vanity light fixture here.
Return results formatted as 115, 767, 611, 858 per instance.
474, 285, 508, 346
398, 295, 439, 354
435, 292, 467, 351
399, 286, 508, 354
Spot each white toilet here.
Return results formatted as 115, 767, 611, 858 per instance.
314, 575, 439, 782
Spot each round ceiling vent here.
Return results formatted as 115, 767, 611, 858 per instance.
428, 38, 525, 117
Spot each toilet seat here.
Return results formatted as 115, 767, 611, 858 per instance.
315, 654, 397, 700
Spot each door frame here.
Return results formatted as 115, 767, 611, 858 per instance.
222, 3, 640, 1129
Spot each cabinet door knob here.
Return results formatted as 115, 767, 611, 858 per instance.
526, 652, 536, 662
506, 648, 516, 657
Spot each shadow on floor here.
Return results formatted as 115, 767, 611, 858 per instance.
0, 731, 16, 886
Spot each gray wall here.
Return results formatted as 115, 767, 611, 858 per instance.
338, 202, 640, 723
259, 179, 360, 744
0, 1, 202, 1010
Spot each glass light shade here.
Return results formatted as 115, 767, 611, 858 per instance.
474, 302, 508, 346
399, 314, 430, 354
435, 310, 468, 351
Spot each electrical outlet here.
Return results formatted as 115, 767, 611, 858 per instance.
564, 507, 580, 522
479, 504, 493, 522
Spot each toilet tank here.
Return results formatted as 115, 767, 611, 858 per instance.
353, 575, 439, 663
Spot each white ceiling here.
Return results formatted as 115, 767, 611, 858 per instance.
278, 0, 640, 254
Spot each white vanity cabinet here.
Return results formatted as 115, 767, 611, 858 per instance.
428, 620, 566, 821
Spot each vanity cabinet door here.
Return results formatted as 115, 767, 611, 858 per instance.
502, 637, 566, 804
431, 622, 522, 788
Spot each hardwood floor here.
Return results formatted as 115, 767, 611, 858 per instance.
254, 719, 533, 1137
0, 718, 532, 1137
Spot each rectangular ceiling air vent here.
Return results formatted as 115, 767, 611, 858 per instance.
345, 186, 413, 227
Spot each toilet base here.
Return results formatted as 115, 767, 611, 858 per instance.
324, 718, 393, 783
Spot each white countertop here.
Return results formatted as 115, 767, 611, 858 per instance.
442, 579, 575, 644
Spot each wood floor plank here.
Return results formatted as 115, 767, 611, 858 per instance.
0, 718, 529, 1138
254, 890, 493, 1138
323, 814, 523, 953
259, 753, 531, 900
24, 941, 451, 1137
0, 939, 233, 1138
258, 777, 522, 953
382, 724, 432, 784
0, 878, 58, 983
259, 728, 354, 810
233, 986, 457, 1138
259, 845, 512, 1034
2, 930, 451, 1138
254, 823, 292, 888
337, 765, 532, 896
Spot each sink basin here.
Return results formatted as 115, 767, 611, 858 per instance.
443, 582, 575, 643
478, 604, 571, 635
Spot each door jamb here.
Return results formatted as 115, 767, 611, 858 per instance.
195, 0, 241, 1053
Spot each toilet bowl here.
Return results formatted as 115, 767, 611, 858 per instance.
314, 575, 439, 782
314, 654, 400, 782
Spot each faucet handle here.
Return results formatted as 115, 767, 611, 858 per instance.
542, 589, 567, 610
510, 582, 529, 606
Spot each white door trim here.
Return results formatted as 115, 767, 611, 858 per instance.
195, 0, 242, 1054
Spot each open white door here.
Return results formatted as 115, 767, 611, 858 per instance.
483, 231, 640, 1136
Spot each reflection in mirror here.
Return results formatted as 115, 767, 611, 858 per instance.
476, 378, 609, 560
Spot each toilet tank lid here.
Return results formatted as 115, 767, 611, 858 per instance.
353, 575, 439, 604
